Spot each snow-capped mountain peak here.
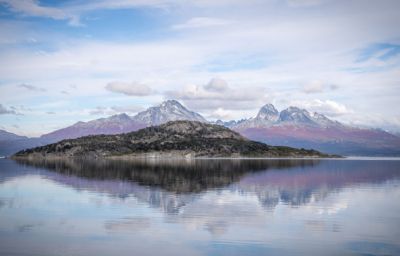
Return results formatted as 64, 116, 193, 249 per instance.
311, 112, 342, 128
256, 103, 279, 122
278, 106, 315, 125
133, 100, 207, 126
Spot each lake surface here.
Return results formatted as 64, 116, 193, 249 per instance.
0, 158, 399, 256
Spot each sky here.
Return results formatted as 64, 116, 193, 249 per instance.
0, 0, 399, 137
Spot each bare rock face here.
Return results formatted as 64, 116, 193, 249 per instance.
13, 121, 331, 159
160, 120, 245, 140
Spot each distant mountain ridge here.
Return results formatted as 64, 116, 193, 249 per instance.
41, 100, 205, 141
1, 100, 400, 156
228, 103, 400, 156
227, 104, 342, 129
0, 129, 28, 141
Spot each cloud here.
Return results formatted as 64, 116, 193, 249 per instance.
0, 104, 19, 115
329, 84, 339, 90
89, 105, 143, 116
0, 1, 399, 134
303, 80, 339, 94
111, 105, 144, 114
204, 77, 229, 92
69, 0, 174, 12
286, 0, 329, 7
89, 106, 113, 116
105, 81, 153, 96
172, 17, 233, 30
348, 43, 400, 73
0, 0, 80, 26
18, 83, 46, 92
165, 78, 270, 111
292, 99, 350, 117
0, 0, 178, 26
208, 108, 233, 120
303, 80, 324, 93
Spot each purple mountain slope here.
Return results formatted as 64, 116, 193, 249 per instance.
0, 129, 27, 141
41, 113, 146, 141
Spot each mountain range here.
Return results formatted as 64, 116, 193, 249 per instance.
1, 100, 400, 156
228, 104, 400, 156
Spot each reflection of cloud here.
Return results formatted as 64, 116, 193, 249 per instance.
317, 201, 348, 215
15, 222, 44, 232
304, 220, 341, 232
204, 220, 228, 236
175, 191, 266, 236
105, 217, 151, 233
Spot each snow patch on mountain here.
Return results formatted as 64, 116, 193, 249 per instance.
133, 100, 207, 126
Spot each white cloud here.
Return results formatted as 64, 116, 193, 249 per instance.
292, 99, 350, 117
303, 80, 325, 93
0, 0, 400, 134
172, 17, 233, 30
105, 81, 153, 96
88, 105, 143, 116
111, 105, 144, 114
0, 0, 80, 26
286, 0, 330, 7
18, 83, 46, 92
204, 77, 229, 92
0, 104, 19, 115
302, 80, 339, 94
208, 108, 233, 120
165, 78, 270, 111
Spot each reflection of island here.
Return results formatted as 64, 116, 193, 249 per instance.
12, 158, 400, 212
13, 158, 319, 215
14, 158, 319, 193
13, 159, 400, 207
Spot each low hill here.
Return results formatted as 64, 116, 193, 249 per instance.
12, 121, 332, 159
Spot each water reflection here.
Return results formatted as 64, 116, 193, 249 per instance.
1, 158, 400, 256
13, 158, 320, 193
12, 158, 400, 210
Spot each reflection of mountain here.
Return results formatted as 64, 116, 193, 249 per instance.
237, 160, 400, 208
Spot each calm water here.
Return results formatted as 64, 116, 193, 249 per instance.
0, 158, 399, 256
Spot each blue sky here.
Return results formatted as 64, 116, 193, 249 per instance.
0, 0, 399, 136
